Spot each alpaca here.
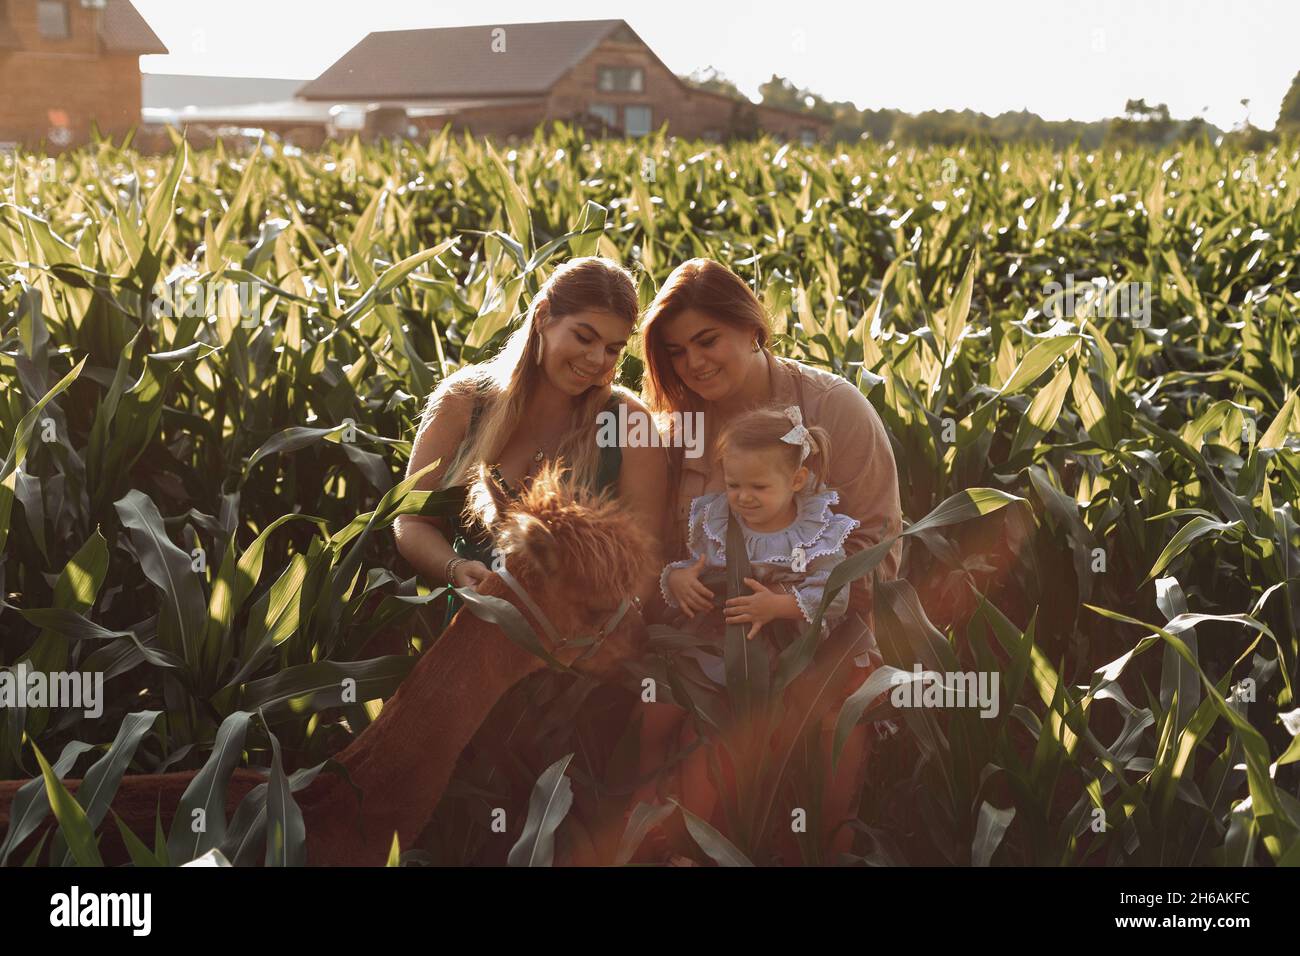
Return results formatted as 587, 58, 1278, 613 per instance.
0, 467, 657, 867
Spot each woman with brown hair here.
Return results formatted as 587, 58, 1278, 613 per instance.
638, 257, 902, 858
394, 256, 666, 607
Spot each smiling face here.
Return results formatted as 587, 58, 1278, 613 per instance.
722, 447, 808, 532
658, 307, 764, 403
537, 307, 632, 396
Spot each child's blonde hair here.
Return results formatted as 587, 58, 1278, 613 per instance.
715, 404, 832, 484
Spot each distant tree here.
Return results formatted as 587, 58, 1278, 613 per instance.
833, 106, 897, 142
1122, 98, 1172, 123
681, 66, 746, 100
1175, 116, 1215, 145
1278, 71, 1300, 131
1222, 123, 1278, 151
758, 75, 834, 118
1106, 98, 1180, 147
1221, 95, 1281, 150
758, 75, 804, 111
893, 109, 990, 147
685, 75, 1224, 148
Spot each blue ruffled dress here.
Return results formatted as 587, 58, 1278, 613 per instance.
660, 485, 860, 629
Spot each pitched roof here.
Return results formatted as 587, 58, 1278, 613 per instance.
0, 0, 165, 53
100, 0, 169, 54
298, 19, 629, 100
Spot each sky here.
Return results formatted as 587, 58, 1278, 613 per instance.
132, 0, 1300, 130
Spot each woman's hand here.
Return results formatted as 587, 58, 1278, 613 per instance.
724, 578, 802, 639
667, 555, 714, 618
452, 560, 492, 590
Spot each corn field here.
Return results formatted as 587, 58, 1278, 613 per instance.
1, 124, 1298, 866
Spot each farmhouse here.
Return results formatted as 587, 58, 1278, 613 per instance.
0, 0, 166, 147
296, 19, 829, 143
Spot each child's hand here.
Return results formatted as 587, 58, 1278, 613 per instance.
724, 578, 801, 639
667, 555, 714, 618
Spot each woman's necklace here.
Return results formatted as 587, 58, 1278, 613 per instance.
531, 429, 566, 465
490, 441, 554, 497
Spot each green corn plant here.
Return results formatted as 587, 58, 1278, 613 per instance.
2, 129, 1297, 865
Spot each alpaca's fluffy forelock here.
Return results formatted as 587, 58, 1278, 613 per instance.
497, 466, 655, 600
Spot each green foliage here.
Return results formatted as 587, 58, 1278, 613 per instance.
1, 127, 1298, 866
1277, 72, 1300, 132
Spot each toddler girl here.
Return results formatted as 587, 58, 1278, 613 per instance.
661, 404, 859, 637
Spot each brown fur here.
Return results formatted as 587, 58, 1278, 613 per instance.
491, 465, 658, 645
0, 466, 655, 866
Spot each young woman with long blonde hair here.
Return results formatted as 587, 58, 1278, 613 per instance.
394, 256, 666, 606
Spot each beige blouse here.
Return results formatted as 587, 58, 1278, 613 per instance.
665, 352, 903, 618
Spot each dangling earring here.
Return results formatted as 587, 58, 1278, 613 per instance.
535, 333, 545, 366
752, 339, 761, 353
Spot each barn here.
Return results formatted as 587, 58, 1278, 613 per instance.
297, 19, 829, 143
0, 0, 166, 147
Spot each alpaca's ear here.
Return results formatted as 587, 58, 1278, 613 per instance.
502, 513, 560, 577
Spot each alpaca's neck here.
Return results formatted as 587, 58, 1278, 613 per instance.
303, 580, 547, 865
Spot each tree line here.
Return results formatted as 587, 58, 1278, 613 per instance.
683, 67, 1300, 148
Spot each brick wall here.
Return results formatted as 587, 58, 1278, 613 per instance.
547, 37, 691, 133
1, 53, 144, 145
412, 100, 553, 140
5, 0, 103, 55
0, 1, 146, 147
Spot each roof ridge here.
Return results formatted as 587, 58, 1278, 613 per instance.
298, 18, 629, 102
361, 18, 626, 37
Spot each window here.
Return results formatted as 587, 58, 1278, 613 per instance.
37, 0, 69, 39
589, 104, 618, 126
598, 67, 644, 93
623, 106, 652, 137
801, 128, 818, 146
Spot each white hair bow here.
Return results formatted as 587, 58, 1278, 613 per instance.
780, 405, 812, 462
